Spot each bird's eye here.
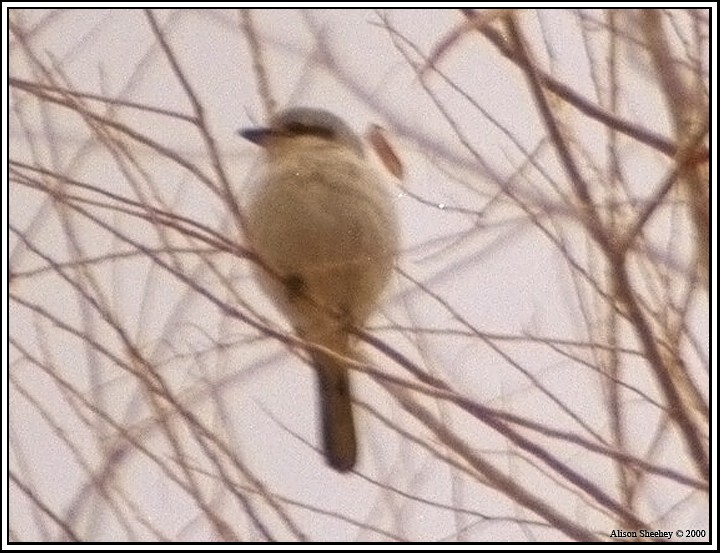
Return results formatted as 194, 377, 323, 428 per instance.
284, 122, 308, 135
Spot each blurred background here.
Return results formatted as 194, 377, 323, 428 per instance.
8, 8, 710, 542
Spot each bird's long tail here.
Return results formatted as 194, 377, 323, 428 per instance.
313, 343, 357, 472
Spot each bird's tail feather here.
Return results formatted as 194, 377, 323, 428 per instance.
313, 346, 356, 472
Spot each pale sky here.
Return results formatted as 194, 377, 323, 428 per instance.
6, 6, 712, 544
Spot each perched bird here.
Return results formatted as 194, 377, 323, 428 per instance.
241, 107, 399, 472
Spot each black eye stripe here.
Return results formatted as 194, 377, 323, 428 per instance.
284, 122, 336, 140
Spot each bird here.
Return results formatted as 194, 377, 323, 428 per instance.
240, 107, 399, 472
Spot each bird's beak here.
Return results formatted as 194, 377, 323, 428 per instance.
238, 127, 274, 147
